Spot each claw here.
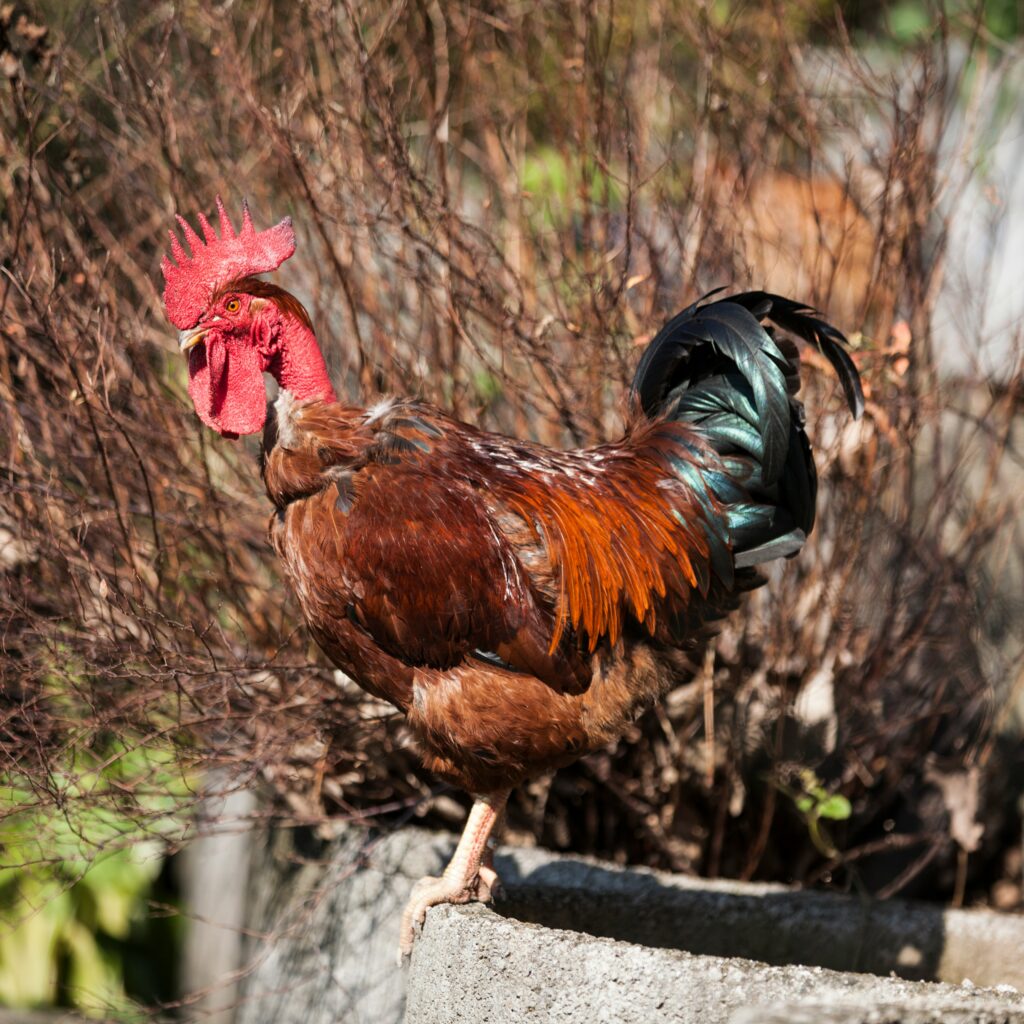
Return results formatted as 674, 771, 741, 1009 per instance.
397, 791, 509, 961
398, 868, 499, 961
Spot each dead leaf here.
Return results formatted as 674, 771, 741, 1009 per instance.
925, 764, 983, 853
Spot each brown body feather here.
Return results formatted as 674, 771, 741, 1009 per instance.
263, 394, 739, 793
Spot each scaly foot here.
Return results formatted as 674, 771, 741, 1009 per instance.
398, 791, 509, 960
398, 861, 501, 958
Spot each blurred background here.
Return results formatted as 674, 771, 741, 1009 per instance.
1, 0, 1022, 1019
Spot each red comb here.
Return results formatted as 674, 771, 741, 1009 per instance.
161, 196, 296, 330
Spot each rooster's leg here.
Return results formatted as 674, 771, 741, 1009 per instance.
399, 790, 509, 959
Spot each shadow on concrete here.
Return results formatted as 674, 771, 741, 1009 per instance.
492, 854, 948, 982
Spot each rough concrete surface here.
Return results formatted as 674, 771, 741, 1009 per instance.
235, 825, 445, 1024
495, 846, 1024, 989
234, 823, 1024, 1024
406, 904, 1024, 1024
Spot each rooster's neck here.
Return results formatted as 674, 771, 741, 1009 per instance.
269, 307, 338, 406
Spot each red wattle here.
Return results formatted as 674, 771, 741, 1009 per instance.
187, 338, 267, 436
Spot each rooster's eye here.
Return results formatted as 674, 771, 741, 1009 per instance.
225, 298, 241, 313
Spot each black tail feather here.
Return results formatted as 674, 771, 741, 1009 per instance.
632, 296, 793, 482
727, 291, 865, 419
631, 290, 862, 571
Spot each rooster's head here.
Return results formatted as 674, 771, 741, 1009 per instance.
161, 197, 300, 437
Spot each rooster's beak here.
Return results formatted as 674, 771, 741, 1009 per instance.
179, 326, 207, 353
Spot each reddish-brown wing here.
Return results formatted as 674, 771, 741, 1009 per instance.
265, 399, 591, 691
266, 398, 727, 691
447, 417, 727, 653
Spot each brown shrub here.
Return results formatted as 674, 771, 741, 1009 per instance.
1, 0, 1021, 904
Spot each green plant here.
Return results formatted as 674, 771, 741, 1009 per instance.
778, 769, 853, 860
0, 743, 189, 1018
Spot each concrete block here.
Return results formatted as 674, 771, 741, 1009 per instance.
493, 846, 1024, 989
406, 904, 1024, 1024
236, 826, 434, 1024
235, 823, 1024, 1024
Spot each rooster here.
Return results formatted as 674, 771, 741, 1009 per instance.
161, 198, 862, 957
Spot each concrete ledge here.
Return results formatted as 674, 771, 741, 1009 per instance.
236, 824, 1024, 1024
493, 846, 1024, 989
407, 904, 1024, 1024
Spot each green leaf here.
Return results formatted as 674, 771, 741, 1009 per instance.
817, 795, 853, 821
888, 2, 932, 42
